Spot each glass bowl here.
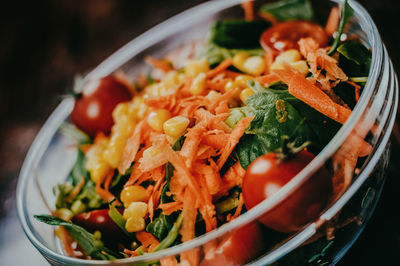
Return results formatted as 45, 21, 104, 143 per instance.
17, 0, 398, 265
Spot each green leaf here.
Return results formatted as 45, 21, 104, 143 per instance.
215, 190, 241, 214
34, 215, 121, 260
328, 0, 354, 55
209, 20, 271, 49
153, 213, 183, 252
337, 41, 371, 77
332, 81, 356, 109
260, 0, 314, 21
229, 82, 340, 169
146, 214, 174, 241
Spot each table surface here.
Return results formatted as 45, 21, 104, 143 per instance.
1, 0, 399, 265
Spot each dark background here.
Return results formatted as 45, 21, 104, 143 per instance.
0, 0, 399, 265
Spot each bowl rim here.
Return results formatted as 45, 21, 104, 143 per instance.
16, 0, 394, 264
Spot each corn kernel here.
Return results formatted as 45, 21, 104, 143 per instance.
243, 56, 265, 76
185, 59, 210, 78
274, 49, 301, 63
240, 88, 255, 104
86, 136, 112, 183
234, 75, 253, 88
232, 52, 249, 71
224, 81, 236, 92
190, 73, 206, 95
142, 146, 162, 159
163, 116, 190, 137
290, 60, 309, 76
206, 90, 221, 101
162, 71, 181, 88
125, 217, 146, 232
121, 186, 148, 205
123, 202, 148, 219
270, 61, 285, 71
166, 135, 177, 145
147, 109, 172, 131
55, 208, 74, 221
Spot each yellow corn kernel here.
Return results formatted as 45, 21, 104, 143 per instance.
112, 102, 130, 124
123, 202, 148, 220
120, 186, 148, 205
86, 136, 112, 183
142, 146, 162, 159
185, 59, 210, 78
274, 49, 301, 63
240, 88, 255, 104
290, 60, 309, 76
206, 90, 221, 101
270, 60, 285, 71
224, 81, 236, 92
163, 116, 190, 137
234, 75, 253, 88
232, 52, 249, 71
190, 73, 206, 95
166, 135, 177, 145
243, 56, 265, 76
148, 109, 171, 131
162, 71, 181, 88
125, 217, 146, 232
55, 208, 74, 221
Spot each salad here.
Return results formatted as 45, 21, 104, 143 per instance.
34, 0, 373, 265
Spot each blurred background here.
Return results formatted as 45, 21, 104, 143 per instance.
1, 0, 399, 265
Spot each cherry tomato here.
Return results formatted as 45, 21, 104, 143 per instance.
242, 150, 332, 233
71, 76, 132, 136
200, 222, 266, 266
72, 209, 128, 244
260, 20, 329, 52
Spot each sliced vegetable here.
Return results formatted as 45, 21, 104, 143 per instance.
328, 0, 354, 55
260, 0, 314, 22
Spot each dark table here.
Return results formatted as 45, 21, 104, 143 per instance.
1, 0, 399, 265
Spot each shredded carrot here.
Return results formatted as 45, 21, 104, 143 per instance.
123, 248, 138, 257
194, 109, 231, 133
193, 162, 221, 195
119, 120, 146, 174
217, 116, 254, 169
255, 73, 279, 85
241, 1, 254, 21
66, 177, 85, 202
180, 187, 197, 242
325, 7, 340, 36
215, 162, 246, 199
158, 202, 183, 215
346, 80, 362, 102
145, 56, 173, 72
138, 151, 170, 172
197, 145, 219, 160
55, 227, 75, 257
80, 144, 92, 154
160, 256, 178, 266
144, 94, 178, 111
200, 134, 229, 150
179, 122, 206, 168
197, 173, 217, 232
206, 59, 233, 79
209, 87, 239, 113
274, 67, 351, 124
95, 171, 115, 202
136, 231, 160, 252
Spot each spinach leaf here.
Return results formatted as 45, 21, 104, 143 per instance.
146, 214, 173, 241
209, 20, 271, 49
328, 0, 354, 55
229, 81, 340, 169
260, 0, 314, 21
332, 81, 356, 109
337, 41, 371, 77
153, 213, 183, 252
34, 215, 121, 260
200, 42, 264, 67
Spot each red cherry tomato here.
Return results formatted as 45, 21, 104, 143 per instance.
200, 222, 266, 266
72, 209, 127, 244
260, 20, 329, 52
71, 76, 131, 136
242, 150, 332, 233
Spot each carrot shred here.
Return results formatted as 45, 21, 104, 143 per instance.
119, 120, 146, 174
193, 162, 221, 195
158, 202, 183, 215
194, 109, 231, 133
145, 56, 173, 72
123, 249, 138, 257
66, 177, 85, 202
215, 162, 246, 199
325, 7, 340, 36
274, 67, 351, 124
179, 123, 206, 168
180, 187, 197, 242
255, 73, 279, 85
217, 116, 254, 169
80, 144, 92, 154
206, 59, 233, 79
241, 1, 254, 21
200, 134, 229, 150
138, 151, 170, 172
95, 171, 115, 202
209, 87, 239, 113
136, 231, 160, 252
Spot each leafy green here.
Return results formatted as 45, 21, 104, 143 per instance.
332, 81, 356, 109
108, 205, 135, 240
146, 214, 173, 241
209, 20, 271, 49
260, 0, 314, 21
228, 81, 340, 169
153, 213, 183, 252
328, 0, 354, 55
34, 215, 121, 260
337, 41, 371, 77
215, 189, 241, 214
200, 42, 264, 67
